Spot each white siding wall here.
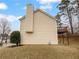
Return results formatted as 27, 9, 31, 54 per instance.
20, 11, 58, 44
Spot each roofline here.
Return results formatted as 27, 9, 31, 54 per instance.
34, 9, 56, 20
19, 16, 25, 21
19, 9, 56, 21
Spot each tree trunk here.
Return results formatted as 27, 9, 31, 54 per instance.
65, 0, 74, 34
76, 0, 79, 32
16, 42, 18, 46
67, 10, 74, 34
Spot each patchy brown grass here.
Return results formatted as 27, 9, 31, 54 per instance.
0, 45, 79, 59
0, 34, 79, 59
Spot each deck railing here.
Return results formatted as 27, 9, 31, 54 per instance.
57, 27, 69, 45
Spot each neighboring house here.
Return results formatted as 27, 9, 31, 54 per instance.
19, 4, 58, 44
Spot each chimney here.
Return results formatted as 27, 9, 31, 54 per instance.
26, 4, 34, 33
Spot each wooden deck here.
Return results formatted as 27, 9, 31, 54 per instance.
58, 34, 79, 46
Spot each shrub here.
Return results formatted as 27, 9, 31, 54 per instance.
10, 31, 21, 46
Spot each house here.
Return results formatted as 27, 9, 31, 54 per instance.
19, 4, 58, 44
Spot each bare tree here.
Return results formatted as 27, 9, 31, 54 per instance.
58, 0, 74, 34
56, 13, 63, 28
0, 18, 11, 45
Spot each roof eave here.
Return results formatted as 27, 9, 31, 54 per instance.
19, 16, 25, 21
34, 9, 56, 20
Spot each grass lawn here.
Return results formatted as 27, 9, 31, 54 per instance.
0, 45, 79, 59
0, 35, 79, 59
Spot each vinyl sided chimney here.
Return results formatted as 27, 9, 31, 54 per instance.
26, 4, 34, 33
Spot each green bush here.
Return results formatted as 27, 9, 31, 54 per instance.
10, 31, 21, 46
